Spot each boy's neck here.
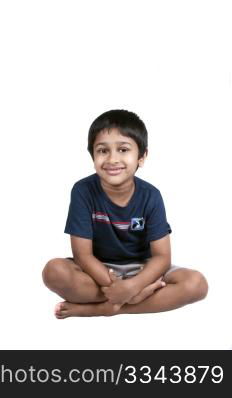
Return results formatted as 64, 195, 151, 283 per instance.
99, 176, 135, 200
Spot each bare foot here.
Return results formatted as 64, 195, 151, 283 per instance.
127, 279, 166, 304
54, 301, 121, 319
54, 302, 85, 319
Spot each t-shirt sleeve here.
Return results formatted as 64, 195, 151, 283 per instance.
146, 190, 172, 242
64, 184, 93, 239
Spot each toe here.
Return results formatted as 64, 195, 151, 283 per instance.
54, 302, 69, 318
54, 302, 62, 314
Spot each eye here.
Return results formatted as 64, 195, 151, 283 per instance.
97, 148, 108, 154
119, 148, 130, 153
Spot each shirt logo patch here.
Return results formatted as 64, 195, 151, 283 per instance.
130, 217, 145, 231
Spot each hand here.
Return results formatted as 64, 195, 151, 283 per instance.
101, 269, 139, 306
127, 278, 166, 304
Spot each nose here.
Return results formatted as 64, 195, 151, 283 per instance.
107, 149, 120, 163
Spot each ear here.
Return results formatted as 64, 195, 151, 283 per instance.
138, 149, 148, 168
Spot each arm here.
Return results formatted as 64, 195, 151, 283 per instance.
129, 234, 171, 293
102, 234, 171, 304
70, 235, 112, 287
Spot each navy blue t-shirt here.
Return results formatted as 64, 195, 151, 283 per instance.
64, 173, 172, 265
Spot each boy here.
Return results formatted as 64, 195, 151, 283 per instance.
42, 109, 208, 319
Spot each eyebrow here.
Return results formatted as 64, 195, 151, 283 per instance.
95, 141, 132, 147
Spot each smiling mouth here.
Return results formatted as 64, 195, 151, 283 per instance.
104, 167, 125, 170
103, 167, 125, 175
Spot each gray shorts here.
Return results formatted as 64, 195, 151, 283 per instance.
66, 257, 180, 280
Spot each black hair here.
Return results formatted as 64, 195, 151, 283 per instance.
87, 109, 148, 159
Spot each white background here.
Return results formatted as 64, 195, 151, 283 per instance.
0, 0, 231, 349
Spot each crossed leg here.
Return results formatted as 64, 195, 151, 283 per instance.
42, 258, 107, 304
42, 258, 208, 319
42, 257, 163, 318
119, 267, 208, 315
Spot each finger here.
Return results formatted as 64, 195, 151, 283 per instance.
109, 269, 118, 281
153, 277, 166, 287
101, 287, 108, 293
153, 280, 166, 290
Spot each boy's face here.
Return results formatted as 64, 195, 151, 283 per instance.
93, 127, 147, 187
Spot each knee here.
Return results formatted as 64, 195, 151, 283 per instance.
183, 271, 208, 303
42, 258, 68, 289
